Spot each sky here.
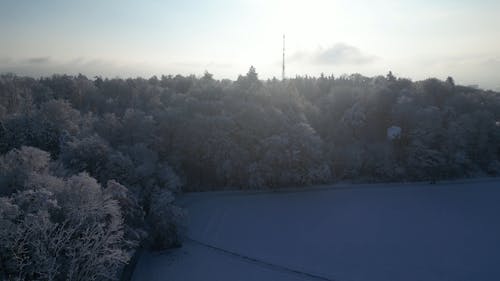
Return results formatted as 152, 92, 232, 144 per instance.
1, 0, 500, 90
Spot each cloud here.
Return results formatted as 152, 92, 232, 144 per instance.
314, 43, 376, 65
0, 57, 125, 78
0, 57, 13, 64
290, 43, 377, 66
0, 56, 225, 79
25, 56, 51, 64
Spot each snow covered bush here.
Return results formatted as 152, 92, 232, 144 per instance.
147, 188, 186, 249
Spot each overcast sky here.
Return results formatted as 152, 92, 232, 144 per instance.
1, 0, 499, 90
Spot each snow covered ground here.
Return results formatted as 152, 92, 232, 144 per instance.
132, 179, 500, 281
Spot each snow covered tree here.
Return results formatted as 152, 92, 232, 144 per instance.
0, 146, 51, 196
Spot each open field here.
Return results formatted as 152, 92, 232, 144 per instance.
132, 179, 500, 281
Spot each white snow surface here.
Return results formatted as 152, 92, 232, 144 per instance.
132, 179, 500, 281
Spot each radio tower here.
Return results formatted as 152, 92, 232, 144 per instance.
282, 34, 285, 80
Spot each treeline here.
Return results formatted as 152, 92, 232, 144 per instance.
1, 68, 499, 279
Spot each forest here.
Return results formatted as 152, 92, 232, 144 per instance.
1, 67, 499, 280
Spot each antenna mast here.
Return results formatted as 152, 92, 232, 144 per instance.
282, 34, 285, 80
